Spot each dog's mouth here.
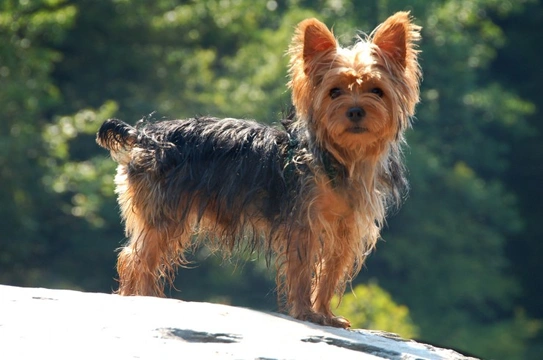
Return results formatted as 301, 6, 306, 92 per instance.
346, 126, 368, 134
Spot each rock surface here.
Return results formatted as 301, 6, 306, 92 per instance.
0, 285, 477, 359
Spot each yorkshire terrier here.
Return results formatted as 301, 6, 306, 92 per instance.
96, 11, 421, 328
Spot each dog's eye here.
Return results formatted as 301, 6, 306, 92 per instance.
371, 87, 384, 97
329, 88, 342, 99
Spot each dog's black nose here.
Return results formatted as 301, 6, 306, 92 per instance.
346, 107, 366, 122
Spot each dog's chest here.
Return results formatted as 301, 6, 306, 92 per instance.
313, 180, 357, 223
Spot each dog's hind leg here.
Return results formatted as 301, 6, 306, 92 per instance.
117, 225, 167, 296
116, 215, 194, 297
114, 165, 192, 297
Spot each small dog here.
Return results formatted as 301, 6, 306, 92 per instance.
97, 12, 421, 328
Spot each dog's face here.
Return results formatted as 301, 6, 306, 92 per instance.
289, 12, 421, 162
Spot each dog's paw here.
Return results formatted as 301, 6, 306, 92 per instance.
326, 315, 351, 329
296, 311, 351, 329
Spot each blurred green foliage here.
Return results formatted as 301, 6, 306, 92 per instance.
332, 283, 418, 339
1, 0, 542, 359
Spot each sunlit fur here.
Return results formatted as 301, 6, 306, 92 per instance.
96, 12, 421, 329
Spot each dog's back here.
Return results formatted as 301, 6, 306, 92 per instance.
97, 117, 297, 245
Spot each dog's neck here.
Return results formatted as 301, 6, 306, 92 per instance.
319, 147, 347, 188
283, 115, 385, 196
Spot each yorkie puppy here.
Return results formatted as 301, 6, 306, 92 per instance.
97, 11, 421, 328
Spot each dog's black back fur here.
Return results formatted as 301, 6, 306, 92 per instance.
97, 117, 306, 251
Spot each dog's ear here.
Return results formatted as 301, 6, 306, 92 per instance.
372, 11, 421, 69
288, 18, 338, 117
293, 18, 337, 76
301, 19, 336, 71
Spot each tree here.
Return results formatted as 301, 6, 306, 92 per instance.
491, 2, 543, 357
0, 0, 83, 287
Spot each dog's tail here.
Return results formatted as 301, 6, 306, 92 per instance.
96, 118, 139, 165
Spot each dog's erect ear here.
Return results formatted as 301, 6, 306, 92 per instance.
295, 18, 337, 75
372, 11, 421, 69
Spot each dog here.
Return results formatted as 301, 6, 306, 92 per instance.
96, 11, 421, 328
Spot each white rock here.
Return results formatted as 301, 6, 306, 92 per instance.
0, 285, 477, 360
